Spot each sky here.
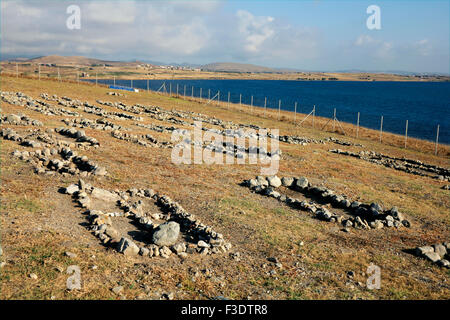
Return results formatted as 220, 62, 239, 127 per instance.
1, 0, 449, 73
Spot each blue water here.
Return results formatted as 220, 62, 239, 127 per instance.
89, 79, 450, 144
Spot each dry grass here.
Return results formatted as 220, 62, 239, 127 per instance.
1, 75, 449, 300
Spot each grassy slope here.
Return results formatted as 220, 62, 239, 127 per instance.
0, 76, 449, 300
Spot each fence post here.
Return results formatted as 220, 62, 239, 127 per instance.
278, 100, 281, 120
199, 88, 202, 102
169, 82, 171, 96
131, 79, 134, 89
208, 89, 210, 100
239, 94, 242, 110
184, 85, 186, 96
16, 63, 18, 78
435, 124, 440, 155
264, 97, 267, 117
227, 92, 230, 110
356, 112, 360, 138
147, 79, 149, 92
176, 84, 179, 97
333, 108, 336, 132
217, 91, 220, 106
312, 105, 315, 128
38, 64, 41, 80
250, 95, 253, 113
404, 120, 408, 148
294, 102, 297, 122
191, 86, 194, 98
95, 72, 97, 86
379, 115, 383, 143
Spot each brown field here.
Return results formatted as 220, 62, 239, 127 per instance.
2, 60, 449, 82
0, 75, 449, 300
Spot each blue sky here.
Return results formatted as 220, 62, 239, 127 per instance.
1, 0, 449, 73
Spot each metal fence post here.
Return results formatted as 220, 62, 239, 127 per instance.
312, 105, 315, 128
294, 102, 297, 122
356, 112, 360, 138
264, 97, 267, 117
404, 120, 408, 148
333, 108, 336, 132
379, 115, 383, 143
435, 124, 440, 155
278, 100, 281, 120
227, 92, 230, 110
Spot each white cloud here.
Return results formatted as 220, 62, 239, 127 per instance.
236, 10, 275, 53
85, 1, 137, 24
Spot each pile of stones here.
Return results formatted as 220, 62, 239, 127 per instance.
111, 130, 172, 148
83, 103, 143, 122
330, 149, 450, 181
1, 128, 94, 151
0, 113, 43, 126
414, 243, 450, 268
97, 100, 142, 115
1, 128, 106, 177
107, 92, 125, 97
275, 134, 325, 145
12, 145, 107, 177
243, 175, 410, 230
62, 117, 124, 131
55, 127, 100, 146
64, 180, 232, 258
325, 137, 363, 147
135, 122, 178, 133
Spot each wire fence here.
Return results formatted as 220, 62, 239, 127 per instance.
2, 64, 449, 156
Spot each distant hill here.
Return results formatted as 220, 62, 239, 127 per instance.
18, 55, 149, 67
201, 62, 276, 73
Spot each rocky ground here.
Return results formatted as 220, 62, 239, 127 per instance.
0, 76, 449, 300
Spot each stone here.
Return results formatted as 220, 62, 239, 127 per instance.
316, 208, 332, 221
171, 243, 186, 254
105, 226, 120, 242
370, 220, 384, 229
350, 201, 361, 209
112, 286, 123, 294
433, 244, 447, 258
294, 177, 309, 190
424, 251, 441, 263
117, 237, 139, 256
152, 221, 180, 246
93, 166, 107, 176
444, 242, 450, 250
139, 247, 150, 256
416, 246, 434, 256
65, 184, 79, 195
267, 176, 282, 188
267, 257, 278, 263
370, 203, 383, 212
91, 188, 120, 202
437, 259, 450, 268
0, 246, 2, 256
281, 177, 294, 187
65, 251, 77, 258
402, 220, 411, 228
29, 273, 38, 280
160, 246, 172, 258
197, 240, 210, 248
